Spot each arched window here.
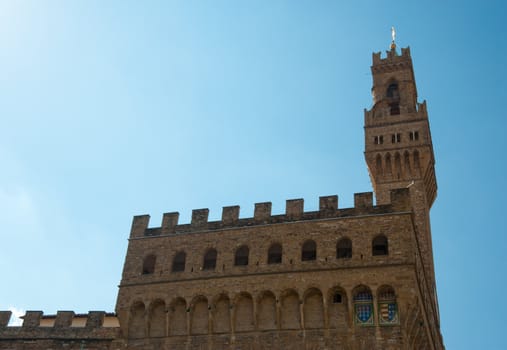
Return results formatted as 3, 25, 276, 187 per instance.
404, 151, 411, 176
353, 286, 373, 325
128, 301, 145, 338
149, 300, 166, 337
332, 291, 342, 304
386, 83, 399, 99
378, 286, 399, 325
394, 152, 402, 179
376, 154, 383, 175
336, 238, 352, 259
203, 248, 217, 270
372, 235, 388, 256
172, 251, 186, 272
387, 83, 400, 115
413, 150, 421, 169
329, 288, 348, 329
302, 240, 317, 261
267, 243, 282, 264
142, 254, 156, 275
385, 153, 392, 174
234, 245, 249, 266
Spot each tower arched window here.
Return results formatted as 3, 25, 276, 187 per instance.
234, 245, 249, 266
413, 150, 421, 169
142, 254, 156, 275
336, 238, 352, 259
203, 248, 217, 270
302, 240, 317, 261
385, 153, 392, 175
378, 286, 399, 325
386, 83, 400, 115
172, 251, 186, 272
386, 83, 400, 99
372, 235, 388, 256
268, 243, 282, 264
353, 286, 373, 325
376, 154, 383, 176
404, 151, 412, 176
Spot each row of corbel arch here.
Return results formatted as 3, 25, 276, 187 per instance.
375, 149, 421, 179
127, 284, 398, 338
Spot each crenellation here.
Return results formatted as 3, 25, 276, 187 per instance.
86, 311, 106, 328
162, 212, 179, 234
130, 215, 150, 238
130, 191, 415, 238
372, 46, 411, 65
22, 311, 42, 328
354, 192, 373, 209
191, 208, 209, 228
319, 195, 338, 217
0, 311, 117, 330
222, 205, 240, 226
54, 311, 74, 328
254, 202, 272, 223
286, 198, 304, 220
0, 311, 11, 327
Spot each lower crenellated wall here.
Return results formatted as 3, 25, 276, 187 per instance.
0, 311, 122, 350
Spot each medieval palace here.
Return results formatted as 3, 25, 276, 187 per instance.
0, 43, 445, 349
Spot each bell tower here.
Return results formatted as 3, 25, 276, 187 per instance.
364, 37, 439, 306
364, 44, 437, 206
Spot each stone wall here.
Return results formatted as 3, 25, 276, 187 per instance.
0, 311, 121, 350
110, 188, 436, 349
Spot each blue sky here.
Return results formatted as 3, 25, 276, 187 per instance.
1, 1, 506, 348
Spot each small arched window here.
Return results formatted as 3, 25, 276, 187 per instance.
353, 286, 373, 325
376, 154, 383, 175
385, 153, 392, 174
372, 235, 388, 256
332, 292, 342, 304
336, 238, 352, 259
301, 240, 317, 261
268, 243, 282, 264
142, 254, 156, 275
413, 150, 421, 169
172, 251, 186, 272
234, 245, 249, 266
387, 83, 400, 115
386, 83, 400, 99
378, 286, 399, 325
203, 248, 217, 270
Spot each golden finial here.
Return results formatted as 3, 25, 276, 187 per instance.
390, 26, 396, 50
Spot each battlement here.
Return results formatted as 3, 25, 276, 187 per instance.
0, 310, 120, 343
372, 46, 411, 65
364, 100, 427, 121
131, 188, 412, 238
0, 310, 119, 329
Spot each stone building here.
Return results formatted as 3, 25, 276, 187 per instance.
0, 43, 445, 349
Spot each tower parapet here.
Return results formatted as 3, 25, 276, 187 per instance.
372, 46, 412, 67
